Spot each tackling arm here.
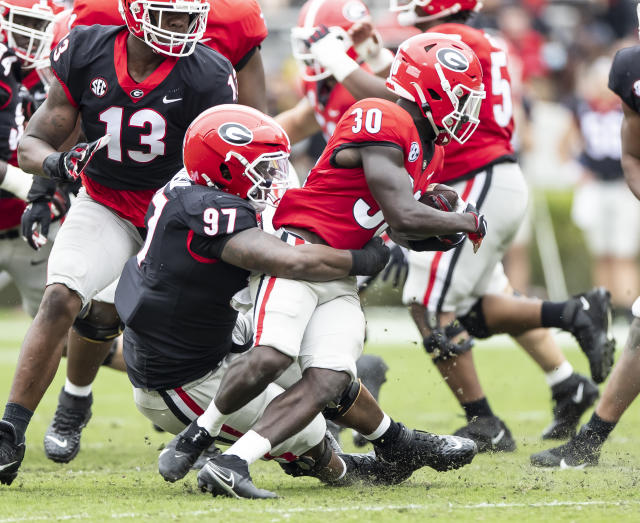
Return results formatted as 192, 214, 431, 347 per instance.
621, 101, 640, 201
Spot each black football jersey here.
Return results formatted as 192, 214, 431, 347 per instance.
609, 45, 640, 114
50, 25, 236, 191
115, 173, 257, 390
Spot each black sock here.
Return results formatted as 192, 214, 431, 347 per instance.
540, 301, 572, 328
3, 402, 33, 443
461, 397, 493, 422
583, 412, 616, 444
371, 419, 401, 448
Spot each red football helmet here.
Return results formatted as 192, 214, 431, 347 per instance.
386, 32, 484, 145
184, 105, 291, 210
35, 7, 71, 87
0, 0, 59, 67
291, 0, 371, 81
119, 0, 209, 57
390, 0, 482, 27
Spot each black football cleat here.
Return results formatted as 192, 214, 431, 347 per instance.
454, 416, 516, 453
339, 451, 412, 486
191, 443, 222, 471
566, 288, 616, 384
159, 420, 216, 482
197, 453, 277, 499
531, 426, 603, 468
542, 374, 599, 440
0, 421, 25, 486
44, 388, 92, 463
375, 423, 477, 479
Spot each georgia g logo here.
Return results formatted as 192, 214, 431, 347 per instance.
219, 122, 253, 146
436, 48, 469, 72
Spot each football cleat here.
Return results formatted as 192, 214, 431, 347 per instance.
197, 453, 277, 499
542, 373, 599, 440
44, 388, 92, 463
566, 287, 616, 384
339, 451, 413, 485
191, 443, 222, 471
375, 422, 477, 481
0, 421, 25, 486
158, 420, 216, 482
453, 416, 516, 453
531, 425, 603, 468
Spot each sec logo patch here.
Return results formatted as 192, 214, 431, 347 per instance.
89, 77, 107, 97
408, 142, 420, 162
634, 80, 640, 97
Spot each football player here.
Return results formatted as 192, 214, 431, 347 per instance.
115, 104, 391, 491
0, 0, 237, 485
162, 34, 487, 499
302, 0, 616, 451
530, 37, 640, 468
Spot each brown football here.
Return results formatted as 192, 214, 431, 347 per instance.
419, 183, 459, 210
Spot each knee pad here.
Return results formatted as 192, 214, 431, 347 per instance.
73, 301, 123, 343
458, 298, 491, 339
322, 380, 362, 421
423, 320, 474, 364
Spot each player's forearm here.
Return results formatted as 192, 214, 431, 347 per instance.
341, 69, 394, 102
274, 245, 353, 281
17, 135, 56, 176
622, 152, 640, 201
387, 205, 477, 240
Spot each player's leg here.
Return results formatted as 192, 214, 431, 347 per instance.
531, 309, 640, 468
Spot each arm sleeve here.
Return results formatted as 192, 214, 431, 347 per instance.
609, 47, 640, 113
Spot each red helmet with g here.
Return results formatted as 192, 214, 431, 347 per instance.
389, 0, 482, 26
386, 32, 484, 145
183, 104, 291, 210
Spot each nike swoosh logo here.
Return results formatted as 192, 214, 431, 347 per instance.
559, 458, 586, 470
208, 462, 234, 489
163, 96, 182, 104
580, 296, 590, 311
491, 429, 505, 446
0, 461, 17, 471
30, 259, 47, 266
450, 439, 463, 450
572, 383, 584, 403
45, 435, 68, 448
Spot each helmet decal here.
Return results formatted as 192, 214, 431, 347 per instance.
436, 47, 469, 72
342, 0, 367, 22
219, 122, 254, 146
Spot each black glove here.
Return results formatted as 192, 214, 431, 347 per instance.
42, 135, 110, 182
21, 176, 56, 250
380, 244, 408, 288
349, 237, 391, 276
464, 202, 487, 253
408, 233, 465, 252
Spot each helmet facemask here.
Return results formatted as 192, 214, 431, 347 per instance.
0, 2, 54, 67
291, 25, 353, 81
128, 0, 208, 57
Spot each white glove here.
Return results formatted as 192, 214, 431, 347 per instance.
307, 25, 359, 82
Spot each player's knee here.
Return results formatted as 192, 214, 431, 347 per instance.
322, 378, 361, 420
423, 320, 474, 364
458, 298, 492, 339
39, 284, 82, 323
73, 300, 123, 342
244, 345, 293, 384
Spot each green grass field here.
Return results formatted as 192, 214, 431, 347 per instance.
1, 308, 639, 522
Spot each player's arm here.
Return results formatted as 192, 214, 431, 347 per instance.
360, 145, 478, 238
219, 227, 388, 281
620, 101, 640, 201
17, 78, 80, 176
275, 97, 321, 144
236, 48, 268, 112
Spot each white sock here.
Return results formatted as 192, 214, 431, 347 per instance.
223, 430, 271, 465
545, 360, 573, 387
64, 378, 92, 397
364, 413, 391, 441
196, 400, 227, 437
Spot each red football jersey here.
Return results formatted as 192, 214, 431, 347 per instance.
71, 0, 267, 68
430, 23, 515, 182
301, 63, 372, 141
273, 98, 443, 249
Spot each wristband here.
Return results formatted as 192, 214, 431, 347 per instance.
0, 164, 33, 200
311, 35, 359, 82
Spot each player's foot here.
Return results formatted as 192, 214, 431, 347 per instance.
375, 423, 477, 477
191, 443, 221, 471
44, 388, 92, 463
454, 416, 516, 453
542, 373, 599, 440
158, 420, 215, 482
353, 355, 389, 448
566, 288, 616, 383
531, 425, 602, 468
0, 421, 25, 486
197, 453, 277, 499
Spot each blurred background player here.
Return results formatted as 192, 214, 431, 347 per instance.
301, 0, 616, 451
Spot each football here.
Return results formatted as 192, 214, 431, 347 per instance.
419, 183, 459, 211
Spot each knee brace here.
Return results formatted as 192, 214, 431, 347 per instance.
322, 380, 362, 421
73, 301, 123, 343
458, 298, 491, 339
423, 320, 474, 364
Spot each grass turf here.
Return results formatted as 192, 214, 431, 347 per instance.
0, 308, 638, 522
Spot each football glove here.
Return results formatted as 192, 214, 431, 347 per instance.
380, 243, 408, 288
349, 237, 391, 276
42, 135, 110, 182
304, 25, 359, 82
464, 202, 487, 253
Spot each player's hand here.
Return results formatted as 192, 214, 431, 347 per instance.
303, 24, 359, 82
21, 199, 51, 250
42, 135, 110, 182
464, 202, 487, 253
349, 237, 391, 276
408, 233, 465, 252
380, 243, 408, 288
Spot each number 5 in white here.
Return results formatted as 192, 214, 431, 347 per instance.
489, 50, 513, 128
